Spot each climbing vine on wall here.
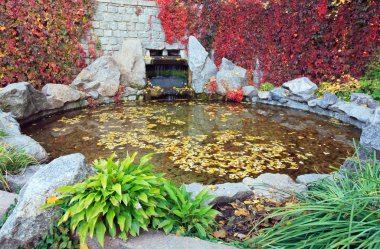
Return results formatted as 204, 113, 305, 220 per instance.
157, 0, 380, 85
0, 0, 94, 88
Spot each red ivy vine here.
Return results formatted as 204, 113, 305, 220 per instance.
0, 0, 94, 88
157, 0, 380, 85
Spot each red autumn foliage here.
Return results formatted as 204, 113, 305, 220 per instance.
226, 88, 244, 103
157, 0, 380, 85
0, 0, 93, 88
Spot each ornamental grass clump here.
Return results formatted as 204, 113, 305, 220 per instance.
250, 151, 380, 248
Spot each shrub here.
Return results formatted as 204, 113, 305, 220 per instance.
226, 88, 244, 103
249, 150, 380, 248
259, 82, 275, 92
46, 153, 168, 246
0, 0, 93, 88
153, 182, 218, 239
359, 54, 380, 101
317, 74, 361, 101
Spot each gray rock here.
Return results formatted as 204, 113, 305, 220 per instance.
113, 39, 146, 88
339, 102, 373, 123
185, 182, 252, 205
71, 56, 121, 97
351, 93, 379, 109
1, 135, 48, 163
0, 82, 48, 120
0, 112, 21, 136
296, 174, 331, 185
42, 84, 82, 109
288, 93, 316, 103
370, 107, 380, 124
258, 91, 270, 100
360, 123, 380, 151
188, 36, 208, 74
243, 86, 258, 97
0, 191, 17, 217
216, 58, 248, 95
282, 77, 318, 95
122, 87, 139, 96
5, 165, 43, 192
243, 174, 307, 202
317, 92, 338, 109
269, 87, 289, 101
188, 36, 217, 93
308, 98, 319, 107
87, 230, 238, 249
328, 99, 346, 112
0, 154, 92, 248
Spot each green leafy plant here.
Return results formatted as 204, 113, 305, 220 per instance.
249, 148, 380, 248
259, 82, 275, 91
358, 79, 380, 101
35, 204, 79, 249
359, 55, 380, 101
46, 153, 168, 247
153, 182, 219, 239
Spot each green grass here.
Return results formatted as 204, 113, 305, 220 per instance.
0, 140, 37, 191
0, 129, 7, 138
247, 149, 380, 249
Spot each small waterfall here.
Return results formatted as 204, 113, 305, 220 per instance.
146, 56, 192, 100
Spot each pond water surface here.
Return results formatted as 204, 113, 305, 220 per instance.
23, 101, 361, 185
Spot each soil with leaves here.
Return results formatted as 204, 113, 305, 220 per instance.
212, 195, 297, 243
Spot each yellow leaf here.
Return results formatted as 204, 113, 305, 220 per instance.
46, 196, 58, 204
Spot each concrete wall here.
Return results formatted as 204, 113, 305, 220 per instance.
85, 0, 184, 56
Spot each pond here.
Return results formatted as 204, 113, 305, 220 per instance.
23, 101, 361, 185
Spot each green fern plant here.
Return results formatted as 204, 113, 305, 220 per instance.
153, 182, 219, 239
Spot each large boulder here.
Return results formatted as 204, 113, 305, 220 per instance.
0, 111, 21, 136
0, 82, 48, 120
1, 135, 48, 163
188, 36, 217, 93
71, 56, 121, 97
243, 174, 307, 202
0, 154, 92, 248
113, 39, 146, 88
282, 77, 318, 95
351, 93, 379, 109
87, 230, 238, 249
339, 102, 374, 123
42, 84, 82, 109
216, 58, 248, 95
